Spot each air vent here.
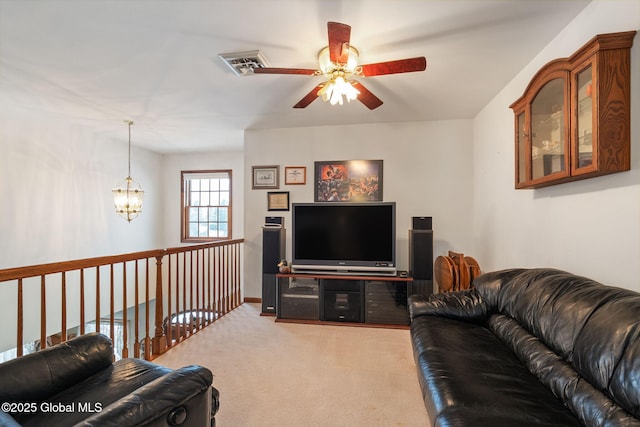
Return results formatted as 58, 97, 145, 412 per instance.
219, 50, 270, 76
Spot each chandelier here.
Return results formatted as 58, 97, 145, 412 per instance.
112, 120, 144, 222
316, 46, 361, 105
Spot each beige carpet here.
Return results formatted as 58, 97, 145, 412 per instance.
155, 303, 429, 427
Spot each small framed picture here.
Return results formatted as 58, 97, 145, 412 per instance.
267, 191, 290, 211
252, 165, 279, 189
284, 166, 306, 185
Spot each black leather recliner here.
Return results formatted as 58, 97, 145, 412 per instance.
410, 268, 640, 427
0, 333, 219, 427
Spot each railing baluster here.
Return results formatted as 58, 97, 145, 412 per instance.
134, 260, 140, 358
190, 252, 194, 331
182, 252, 187, 327
61, 272, 67, 342
95, 266, 100, 333
224, 246, 231, 313
207, 248, 212, 324
80, 269, 85, 335
144, 258, 150, 360
122, 262, 128, 358
40, 275, 46, 350
196, 249, 200, 331
167, 255, 173, 347
109, 264, 115, 346
17, 279, 23, 357
218, 246, 224, 315
173, 253, 180, 344
235, 243, 241, 308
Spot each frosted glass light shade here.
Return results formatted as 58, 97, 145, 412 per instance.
112, 176, 144, 222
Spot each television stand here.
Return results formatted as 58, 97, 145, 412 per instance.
275, 272, 413, 327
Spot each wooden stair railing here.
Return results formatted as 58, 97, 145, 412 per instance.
0, 239, 244, 361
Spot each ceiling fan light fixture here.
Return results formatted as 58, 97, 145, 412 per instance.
318, 75, 360, 105
253, 22, 424, 110
318, 46, 359, 74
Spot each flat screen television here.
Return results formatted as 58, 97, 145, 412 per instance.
292, 202, 396, 276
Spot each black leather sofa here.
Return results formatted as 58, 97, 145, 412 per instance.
0, 333, 219, 427
409, 268, 640, 427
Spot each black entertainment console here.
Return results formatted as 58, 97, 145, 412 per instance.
276, 273, 412, 327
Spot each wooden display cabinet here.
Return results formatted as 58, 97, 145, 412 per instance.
510, 31, 635, 189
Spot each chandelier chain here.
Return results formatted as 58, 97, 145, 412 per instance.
125, 120, 134, 178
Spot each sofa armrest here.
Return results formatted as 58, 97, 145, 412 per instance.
74, 365, 215, 427
409, 289, 488, 322
0, 333, 113, 403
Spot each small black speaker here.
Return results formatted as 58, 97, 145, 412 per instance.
409, 230, 433, 280
412, 216, 432, 230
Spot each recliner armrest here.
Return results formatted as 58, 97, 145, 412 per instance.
409, 289, 488, 322
0, 333, 114, 403
74, 365, 215, 427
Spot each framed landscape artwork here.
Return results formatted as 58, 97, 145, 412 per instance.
314, 160, 383, 202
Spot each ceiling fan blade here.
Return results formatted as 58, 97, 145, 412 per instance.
328, 22, 351, 64
293, 84, 323, 108
253, 67, 317, 75
351, 81, 383, 110
359, 57, 427, 77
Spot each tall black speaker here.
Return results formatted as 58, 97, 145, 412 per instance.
409, 228, 433, 296
262, 227, 285, 314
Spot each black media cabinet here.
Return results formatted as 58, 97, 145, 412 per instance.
276, 273, 413, 327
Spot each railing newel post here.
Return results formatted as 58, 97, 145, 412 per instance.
151, 250, 167, 357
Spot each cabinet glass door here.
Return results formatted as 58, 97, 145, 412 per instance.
530, 78, 567, 181
575, 65, 593, 170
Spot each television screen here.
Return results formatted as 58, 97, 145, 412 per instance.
292, 202, 396, 275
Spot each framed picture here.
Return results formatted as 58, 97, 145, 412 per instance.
252, 165, 279, 189
284, 166, 306, 185
267, 191, 290, 211
314, 160, 383, 202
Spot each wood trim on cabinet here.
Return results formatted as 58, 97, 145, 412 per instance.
510, 31, 635, 189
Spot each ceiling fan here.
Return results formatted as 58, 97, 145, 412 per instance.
253, 22, 427, 110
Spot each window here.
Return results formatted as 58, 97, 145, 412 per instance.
182, 170, 232, 242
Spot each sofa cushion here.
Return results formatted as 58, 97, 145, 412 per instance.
573, 295, 640, 420
411, 315, 581, 427
475, 268, 640, 423
477, 269, 630, 362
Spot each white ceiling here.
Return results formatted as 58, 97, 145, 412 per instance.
0, 0, 590, 153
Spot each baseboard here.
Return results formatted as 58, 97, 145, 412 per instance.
244, 297, 261, 303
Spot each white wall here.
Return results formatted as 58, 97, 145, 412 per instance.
0, 117, 165, 351
473, 0, 640, 291
244, 120, 474, 299
161, 150, 245, 247
0, 118, 164, 268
